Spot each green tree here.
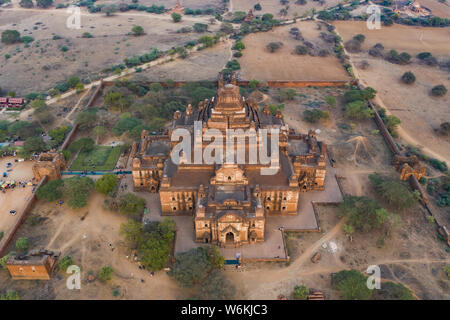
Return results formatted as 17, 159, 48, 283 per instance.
131, 25, 145, 36
401, 71, 416, 84
0, 291, 20, 300
373, 281, 415, 300
93, 126, 107, 144
199, 271, 236, 300
16, 237, 29, 251
345, 100, 374, 120
332, 270, 373, 300
36, 179, 63, 201
98, 266, 113, 282
338, 196, 389, 233
66, 76, 80, 88
101, 4, 117, 16
19, 0, 34, 8
63, 176, 95, 209
431, 84, 447, 97
232, 41, 245, 51
118, 193, 146, 220
75, 110, 97, 130
95, 173, 118, 196
1, 30, 21, 44
169, 247, 217, 287
58, 256, 74, 271
36, 0, 53, 8
293, 285, 309, 300
192, 23, 208, 33
23, 136, 47, 157
171, 12, 182, 22
325, 96, 337, 108
369, 173, 418, 210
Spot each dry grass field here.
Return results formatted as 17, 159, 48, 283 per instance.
334, 21, 450, 163
0, 192, 187, 300
333, 21, 450, 56
95, 0, 224, 10
420, 0, 450, 18
238, 20, 350, 81
0, 8, 219, 95
140, 38, 232, 81
230, 0, 341, 18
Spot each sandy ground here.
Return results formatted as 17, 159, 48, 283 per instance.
420, 0, 450, 18
140, 38, 233, 81
229, 0, 341, 18
0, 8, 219, 94
0, 157, 34, 240
333, 22, 450, 163
238, 20, 350, 81
95, 0, 224, 11
333, 21, 450, 56
0, 192, 187, 300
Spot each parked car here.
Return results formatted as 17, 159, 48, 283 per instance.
10, 210, 16, 216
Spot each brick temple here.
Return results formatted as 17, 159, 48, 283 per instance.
132, 74, 327, 247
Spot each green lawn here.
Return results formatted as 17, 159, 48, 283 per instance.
70, 146, 121, 171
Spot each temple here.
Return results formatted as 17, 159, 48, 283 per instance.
132, 74, 327, 247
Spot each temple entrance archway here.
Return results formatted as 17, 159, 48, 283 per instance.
226, 232, 234, 244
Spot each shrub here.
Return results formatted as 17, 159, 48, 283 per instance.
98, 266, 113, 282
345, 100, 374, 120
16, 237, 29, 251
385, 50, 411, 65
267, 42, 283, 53
325, 96, 337, 108
294, 45, 308, 55
303, 109, 330, 123
353, 34, 365, 43
344, 39, 361, 53
293, 285, 309, 300
19, 0, 34, 7
430, 84, 447, 97
193, 23, 208, 33
131, 25, 145, 36
1, 30, 21, 44
36, 0, 53, 8
82, 32, 93, 38
417, 52, 432, 60
401, 71, 416, 84
372, 281, 415, 300
0, 291, 20, 300
232, 41, 245, 51
171, 12, 182, 22
58, 256, 74, 271
332, 270, 373, 300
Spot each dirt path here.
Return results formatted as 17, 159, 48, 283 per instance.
2, 6, 211, 23
62, 87, 92, 125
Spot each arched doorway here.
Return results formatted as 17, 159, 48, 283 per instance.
226, 232, 234, 244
